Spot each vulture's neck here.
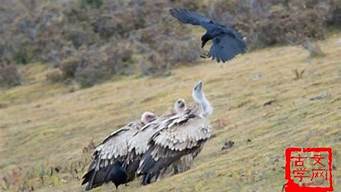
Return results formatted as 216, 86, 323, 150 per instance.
193, 90, 213, 117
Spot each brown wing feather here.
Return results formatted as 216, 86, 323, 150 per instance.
127, 114, 179, 162
149, 110, 211, 161
137, 105, 212, 181
95, 121, 142, 167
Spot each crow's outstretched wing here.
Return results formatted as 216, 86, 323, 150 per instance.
170, 8, 247, 63
209, 33, 247, 62
170, 8, 211, 27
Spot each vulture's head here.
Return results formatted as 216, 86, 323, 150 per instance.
141, 112, 157, 124
192, 80, 203, 102
174, 98, 186, 114
192, 80, 213, 116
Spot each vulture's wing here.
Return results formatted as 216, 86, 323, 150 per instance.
127, 115, 179, 161
82, 121, 141, 189
138, 113, 211, 177
86, 122, 140, 170
151, 115, 210, 160
209, 33, 246, 63
170, 8, 212, 28
128, 121, 160, 157
95, 122, 141, 163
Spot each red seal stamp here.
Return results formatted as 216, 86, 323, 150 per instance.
284, 147, 333, 192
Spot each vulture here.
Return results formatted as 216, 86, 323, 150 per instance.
170, 8, 247, 63
125, 99, 188, 180
81, 112, 157, 190
137, 81, 213, 185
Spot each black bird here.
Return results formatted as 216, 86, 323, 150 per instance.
170, 8, 247, 63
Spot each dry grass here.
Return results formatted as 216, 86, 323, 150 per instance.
0, 33, 341, 192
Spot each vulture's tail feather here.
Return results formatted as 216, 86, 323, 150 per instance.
138, 152, 158, 185
138, 152, 156, 176
82, 161, 128, 190
125, 159, 140, 182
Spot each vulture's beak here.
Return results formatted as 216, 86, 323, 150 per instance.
194, 80, 203, 91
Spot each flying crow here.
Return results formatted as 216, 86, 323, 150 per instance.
170, 8, 247, 63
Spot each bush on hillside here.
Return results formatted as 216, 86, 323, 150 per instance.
46, 68, 64, 83
58, 42, 134, 87
139, 51, 169, 76
59, 57, 79, 79
0, 64, 21, 88
0, 0, 339, 87
210, 0, 336, 49
330, 0, 341, 25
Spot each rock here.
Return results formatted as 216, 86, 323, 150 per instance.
336, 39, 341, 46
310, 91, 330, 101
221, 140, 234, 151
263, 99, 276, 106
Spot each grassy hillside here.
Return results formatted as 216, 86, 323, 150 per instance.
0, 33, 340, 192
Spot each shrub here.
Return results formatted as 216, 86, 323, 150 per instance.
133, 16, 200, 70
244, 8, 327, 48
80, 0, 103, 9
59, 57, 80, 79
74, 63, 110, 87
0, 0, 338, 88
58, 42, 134, 87
100, 42, 134, 75
301, 39, 325, 58
330, 0, 341, 25
139, 51, 170, 76
46, 68, 64, 83
156, 37, 200, 66
0, 64, 21, 88
211, 0, 336, 49
13, 47, 33, 65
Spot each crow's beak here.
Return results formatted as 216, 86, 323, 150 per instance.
201, 40, 207, 48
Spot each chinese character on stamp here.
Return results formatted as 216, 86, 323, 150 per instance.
284, 147, 333, 192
